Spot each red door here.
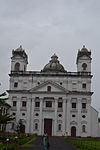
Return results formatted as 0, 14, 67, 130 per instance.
44, 119, 52, 136
71, 126, 76, 137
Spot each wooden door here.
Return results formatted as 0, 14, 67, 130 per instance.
71, 126, 76, 137
44, 119, 52, 136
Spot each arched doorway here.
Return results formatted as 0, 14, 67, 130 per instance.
71, 126, 76, 137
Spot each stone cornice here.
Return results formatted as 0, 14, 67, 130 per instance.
9, 71, 93, 78
7, 90, 93, 96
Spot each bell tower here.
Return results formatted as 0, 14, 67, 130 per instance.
76, 45, 92, 73
11, 45, 28, 72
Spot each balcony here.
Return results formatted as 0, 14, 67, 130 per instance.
43, 107, 55, 112
70, 108, 78, 113
20, 107, 27, 111
11, 107, 17, 111
81, 109, 87, 113
34, 107, 40, 111
57, 108, 63, 112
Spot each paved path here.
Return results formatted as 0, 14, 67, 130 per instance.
19, 136, 78, 150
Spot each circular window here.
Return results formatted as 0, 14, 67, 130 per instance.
13, 113, 16, 116
60, 82, 62, 85
35, 113, 39, 116
58, 114, 62, 117
22, 113, 25, 116
82, 115, 86, 118
72, 114, 76, 117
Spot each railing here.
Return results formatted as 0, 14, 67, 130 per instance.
11, 107, 17, 111
81, 109, 87, 113
43, 107, 55, 112
70, 108, 78, 112
20, 107, 27, 111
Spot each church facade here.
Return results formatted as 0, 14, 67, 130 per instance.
7, 46, 100, 137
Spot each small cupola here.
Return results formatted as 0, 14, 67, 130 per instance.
81, 45, 88, 52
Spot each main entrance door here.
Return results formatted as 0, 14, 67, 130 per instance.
71, 126, 76, 137
44, 119, 52, 136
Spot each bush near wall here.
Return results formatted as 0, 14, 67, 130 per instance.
0, 133, 36, 150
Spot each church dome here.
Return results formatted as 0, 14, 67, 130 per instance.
42, 54, 66, 73
81, 45, 88, 52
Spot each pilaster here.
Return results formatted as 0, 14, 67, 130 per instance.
26, 98, 31, 133
62, 99, 66, 135
16, 97, 20, 123
66, 98, 71, 136
54, 98, 58, 136
87, 98, 91, 136
30, 98, 35, 133
39, 98, 43, 135
77, 98, 81, 136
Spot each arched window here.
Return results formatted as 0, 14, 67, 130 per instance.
58, 124, 61, 131
35, 123, 38, 130
82, 63, 87, 71
47, 86, 51, 92
15, 62, 20, 71
82, 125, 86, 132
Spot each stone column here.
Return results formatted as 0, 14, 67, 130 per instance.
62, 99, 66, 135
16, 96, 21, 123
30, 98, 35, 133
26, 98, 31, 133
87, 98, 91, 136
39, 98, 43, 135
77, 98, 82, 136
66, 98, 71, 136
54, 98, 58, 136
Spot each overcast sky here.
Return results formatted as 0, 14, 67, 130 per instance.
0, 0, 100, 113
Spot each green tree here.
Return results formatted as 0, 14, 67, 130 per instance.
0, 92, 15, 131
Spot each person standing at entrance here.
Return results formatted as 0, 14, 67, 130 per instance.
43, 131, 49, 150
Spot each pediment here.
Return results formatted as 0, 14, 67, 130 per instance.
29, 80, 68, 93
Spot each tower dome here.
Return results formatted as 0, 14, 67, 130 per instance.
42, 54, 66, 73
81, 45, 88, 52
12, 45, 28, 64
11, 46, 28, 72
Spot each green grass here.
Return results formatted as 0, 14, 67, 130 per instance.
0, 143, 18, 150
63, 137, 100, 150
19, 135, 36, 148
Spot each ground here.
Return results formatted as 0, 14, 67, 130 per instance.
18, 136, 78, 150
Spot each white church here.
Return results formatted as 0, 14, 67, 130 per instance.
7, 45, 100, 137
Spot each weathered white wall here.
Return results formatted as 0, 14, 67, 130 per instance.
90, 106, 99, 137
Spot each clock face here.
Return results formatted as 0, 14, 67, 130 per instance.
82, 63, 87, 70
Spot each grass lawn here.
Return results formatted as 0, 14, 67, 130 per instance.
63, 137, 100, 150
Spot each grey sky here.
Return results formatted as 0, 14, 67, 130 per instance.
0, 0, 100, 112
